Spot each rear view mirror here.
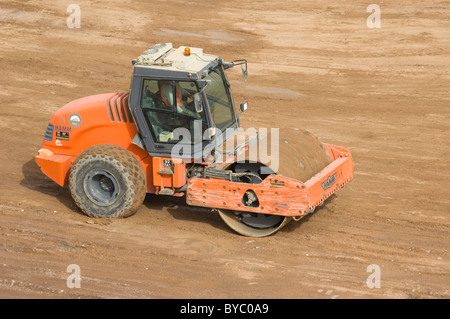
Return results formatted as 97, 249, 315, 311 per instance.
241, 64, 248, 82
193, 93, 203, 113
240, 101, 248, 112
231, 59, 248, 82
227, 59, 248, 82
237, 100, 247, 126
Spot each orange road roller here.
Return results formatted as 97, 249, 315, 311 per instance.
35, 43, 353, 237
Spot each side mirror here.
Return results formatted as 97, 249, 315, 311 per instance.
193, 93, 203, 113
237, 101, 247, 127
227, 59, 248, 82
240, 100, 248, 113
241, 64, 248, 82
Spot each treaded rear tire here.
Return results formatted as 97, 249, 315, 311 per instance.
69, 144, 146, 218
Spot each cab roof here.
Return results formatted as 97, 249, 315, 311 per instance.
134, 43, 220, 76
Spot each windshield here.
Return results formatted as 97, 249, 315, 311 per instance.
204, 66, 236, 131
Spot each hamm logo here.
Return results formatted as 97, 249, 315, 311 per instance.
321, 173, 337, 190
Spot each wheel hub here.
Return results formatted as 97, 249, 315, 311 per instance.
83, 170, 120, 206
99, 176, 114, 192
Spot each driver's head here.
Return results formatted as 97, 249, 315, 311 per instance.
160, 82, 184, 108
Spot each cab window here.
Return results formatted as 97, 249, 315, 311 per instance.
140, 79, 208, 144
204, 67, 236, 131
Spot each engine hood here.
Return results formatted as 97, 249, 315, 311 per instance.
41, 92, 143, 159
54, 92, 130, 123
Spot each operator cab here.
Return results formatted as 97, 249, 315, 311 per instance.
128, 43, 247, 160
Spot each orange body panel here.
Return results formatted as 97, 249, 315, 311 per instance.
306, 143, 353, 210
187, 175, 310, 217
152, 157, 187, 190
186, 144, 353, 217
35, 149, 75, 187
39, 93, 141, 157
35, 92, 157, 193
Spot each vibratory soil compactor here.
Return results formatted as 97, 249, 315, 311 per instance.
35, 43, 353, 237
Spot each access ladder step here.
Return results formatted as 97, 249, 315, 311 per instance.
158, 168, 174, 175
158, 188, 174, 195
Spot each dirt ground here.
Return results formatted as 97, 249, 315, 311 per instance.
0, 0, 449, 299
